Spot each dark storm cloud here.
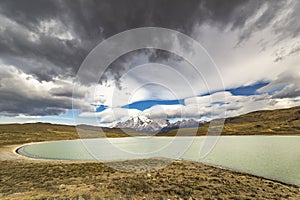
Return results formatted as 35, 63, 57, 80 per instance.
233, 0, 300, 46
104, 49, 185, 89
0, 65, 91, 116
0, 78, 90, 116
0, 0, 255, 83
0, 87, 70, 116
0, 0, 299, 116
49, 83, 86, 98
1, 0, 297, 82
257, 69, 300, 99
0, 91, 70, 116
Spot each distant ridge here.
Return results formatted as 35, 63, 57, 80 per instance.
0, 106, 299, 145
162, 106, 300, 136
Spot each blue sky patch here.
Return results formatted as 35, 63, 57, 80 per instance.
94, 82, 271, 113
121, 99, 185, 111
228, 82, 269, 96
96, 105, 108, 112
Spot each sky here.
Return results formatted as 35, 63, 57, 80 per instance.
0, 0, 299, 126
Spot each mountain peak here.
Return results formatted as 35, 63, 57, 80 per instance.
114, 116, 201, 133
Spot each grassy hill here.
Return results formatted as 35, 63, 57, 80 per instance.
163, 106, 300, 136
0, 122, 149, 146
0, 106, 299, 146
0, 123, 77, 146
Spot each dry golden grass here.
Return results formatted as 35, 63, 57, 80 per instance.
0, 159, 299, 199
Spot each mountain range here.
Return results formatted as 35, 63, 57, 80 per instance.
113, 115, 201, 133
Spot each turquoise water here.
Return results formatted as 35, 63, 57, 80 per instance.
17, 136, 300, 185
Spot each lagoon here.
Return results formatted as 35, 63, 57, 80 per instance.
17, 136, 300, 185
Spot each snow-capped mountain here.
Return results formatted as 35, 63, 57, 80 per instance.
114, 115, 201, 133
114, 115, 170, 133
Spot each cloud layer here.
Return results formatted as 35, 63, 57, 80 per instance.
0, 0, 299, 124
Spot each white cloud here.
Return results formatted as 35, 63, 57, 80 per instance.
98, 91, 300, 123
91, 62, 211, 108
80, 107, 141, 123
38, 19, 74, 41
191, 7, 300, 90
184, 91, 231, 106
142, 104, 185, 119
258, 66, 300, 98
0, 13, 40, 43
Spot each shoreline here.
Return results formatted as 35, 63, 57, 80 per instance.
0, 140, 299, 199
6, 138, 300, 187
195, 160, 300, 187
